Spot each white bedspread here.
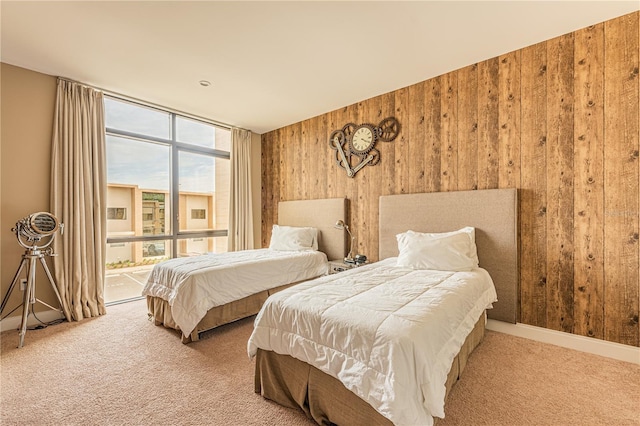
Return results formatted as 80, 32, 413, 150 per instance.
142, 249, 328, 337
247, 258, 498, 426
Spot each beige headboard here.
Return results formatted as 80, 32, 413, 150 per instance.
379, 189, 518, 323
278, 198, 348, 262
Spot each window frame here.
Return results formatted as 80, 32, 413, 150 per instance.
104, 96, 230, 258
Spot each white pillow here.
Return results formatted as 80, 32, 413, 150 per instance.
427, 226, 479, 266
269, 225, 318, 251
396, 227, 479, 271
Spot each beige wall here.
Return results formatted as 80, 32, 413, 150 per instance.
1, 63, 58, 313
0, 62, 264, 323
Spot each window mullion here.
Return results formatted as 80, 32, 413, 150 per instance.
171, 113, 179, 259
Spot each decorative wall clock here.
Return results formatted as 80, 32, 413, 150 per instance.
329, 117, 400, 178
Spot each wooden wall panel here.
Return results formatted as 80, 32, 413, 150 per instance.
260, 131, 268, 244
300, 120, 310, 201
477, 58, 500, 190
291, 122, 304, 201
603, 13, 639, 346
457, 64, 479, 191
265, 129, 283, 247
574, 24, 605, 339
546, 33, 575, 334
277, 127, 287, 214
520, 41, 548, 327
425, 79, 442, 193
328, 110, 340, 199
261, 12, 640, 347
440, 73, 458, 192
315, 115, 329, 200
498, 51, 521, 189
407, 82, 426, 194
394, 87, 411, 194
498, 50, 523, 321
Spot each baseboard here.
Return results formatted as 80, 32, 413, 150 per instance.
486, 319, 640, 365
0, 309, 65, 333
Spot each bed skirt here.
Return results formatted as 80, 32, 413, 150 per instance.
147, 282, 297, 344
254, 312, 486, 425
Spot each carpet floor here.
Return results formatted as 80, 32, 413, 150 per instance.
1, 299, 638, 425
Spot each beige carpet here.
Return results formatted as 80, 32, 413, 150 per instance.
1, 299, 638, 426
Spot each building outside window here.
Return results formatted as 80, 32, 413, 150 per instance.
191, 209, 206, 220
107, 207, 127, 220
142, 192, 166, 237
104, 97, 230, 304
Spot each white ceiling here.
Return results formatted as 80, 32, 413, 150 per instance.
2, 1, 638, 134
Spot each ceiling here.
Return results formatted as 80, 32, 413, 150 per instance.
2, 1, 638, 134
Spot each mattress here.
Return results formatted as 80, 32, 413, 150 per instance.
247, 258, 498, 425
142, 248, 328, 337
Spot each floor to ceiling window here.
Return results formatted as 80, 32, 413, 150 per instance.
104, 97, 230, 304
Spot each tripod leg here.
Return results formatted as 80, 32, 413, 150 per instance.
18, 259, 36, 348
38, 256, 65, 313
27, 256, 37, 305
0, 258, 27, 314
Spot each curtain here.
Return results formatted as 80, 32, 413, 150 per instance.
50, 79, 107, 321
228, 128, 254, 251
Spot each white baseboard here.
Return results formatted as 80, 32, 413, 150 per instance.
0, 309, 65, 333
486, 319, 640, 365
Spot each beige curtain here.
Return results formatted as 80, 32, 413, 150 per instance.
228, 128, 254, 251
50, 79, 107, 321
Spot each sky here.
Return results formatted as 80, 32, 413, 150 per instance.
104, 98, 226, 193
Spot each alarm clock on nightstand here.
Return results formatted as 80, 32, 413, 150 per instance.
354, 254, 367, 265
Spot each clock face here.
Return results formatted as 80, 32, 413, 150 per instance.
350, 125, 375, 154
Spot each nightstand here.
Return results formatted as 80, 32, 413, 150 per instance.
328, 259, 366, 275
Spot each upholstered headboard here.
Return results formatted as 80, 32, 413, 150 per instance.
379, 189, 518, 323
278, 198, 348, 262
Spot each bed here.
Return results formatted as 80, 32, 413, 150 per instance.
248, 188, 518, 425
144, 197, 348, 343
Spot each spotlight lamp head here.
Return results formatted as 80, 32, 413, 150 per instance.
20, 212, 59, 237
13, 212, 63, 250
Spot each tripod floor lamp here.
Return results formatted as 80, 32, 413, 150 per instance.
0, 212, 65, 348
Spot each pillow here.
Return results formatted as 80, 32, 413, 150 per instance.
427, 226, 479, 266
269, 225, 318, 251
396, 227, 479, 271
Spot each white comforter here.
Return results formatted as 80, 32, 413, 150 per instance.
142, 249, 328, 337
247, 258, 498, 426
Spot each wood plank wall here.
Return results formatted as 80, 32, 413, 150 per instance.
261, 12, 640, 347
